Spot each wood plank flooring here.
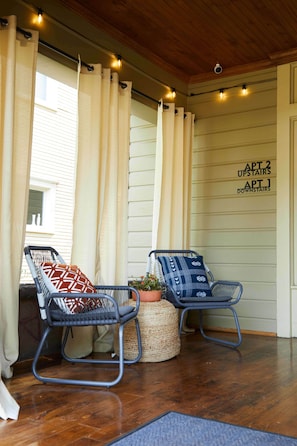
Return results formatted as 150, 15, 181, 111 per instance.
2, 331, 297, 445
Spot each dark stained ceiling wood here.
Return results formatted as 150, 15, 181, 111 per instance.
58, 0, 297, 83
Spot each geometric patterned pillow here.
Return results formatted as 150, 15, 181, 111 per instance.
157, 256, 212, 300
40, 262, 102, 314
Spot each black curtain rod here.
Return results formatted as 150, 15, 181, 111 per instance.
132, 88, 172, 109
39, 39, 165, 107
131, 87, 168, 108
41, 40, 131, 86
39, 39, 94, 71
0, 17, 94, 71
0, 16, 165, 108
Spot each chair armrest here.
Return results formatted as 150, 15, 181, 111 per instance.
210, 280, 243, 304
94, 285, 141, 313
45, 289, 141, 326
45, 285, 140, 319
46, 291, 120, 318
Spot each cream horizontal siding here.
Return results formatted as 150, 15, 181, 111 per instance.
128, 100, 157, 278
188, 68, 277, 333
191, 230, 275, 247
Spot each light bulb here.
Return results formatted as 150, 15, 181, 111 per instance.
242, 84, 248, 95
219, 88, 224, 99
171, 88, 176, 99
37, 8, 43, 24
117, 55, 122, 69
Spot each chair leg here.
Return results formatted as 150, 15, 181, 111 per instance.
180, 309, 195, 333
61, 319, 142, 366
32, 319, 142, 388
179, 307, 242, 348
32, 325, 53, 383
179, 308, 189, 334
199, 308, 242, 348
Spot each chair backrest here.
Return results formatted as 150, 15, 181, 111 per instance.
147, 249, 214, 284
24, 246, 65, 320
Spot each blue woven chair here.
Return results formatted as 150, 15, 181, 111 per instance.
24, 245, 142, 387
147, 249, 243, 348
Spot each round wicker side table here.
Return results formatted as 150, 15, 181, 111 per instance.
121, 299, 181, 362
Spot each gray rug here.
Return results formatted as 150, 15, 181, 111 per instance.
107, 411, 297, 445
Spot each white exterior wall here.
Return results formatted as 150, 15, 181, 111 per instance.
21, 55, 77, 282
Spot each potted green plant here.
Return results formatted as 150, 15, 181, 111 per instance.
130, 274, 163, 302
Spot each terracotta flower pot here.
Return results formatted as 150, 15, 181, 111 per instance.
132, 290, 162, 302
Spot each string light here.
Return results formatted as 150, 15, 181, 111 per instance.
111, 54, 123, 69
12, 3, 274, 106
37, 8, 43, 24
30, 8, 177, 102
117, 55, 122, 69
242, 84, 248, 95
191, 78, 275, 99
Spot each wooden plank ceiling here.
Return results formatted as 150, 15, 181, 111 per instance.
59, 0, 297, 83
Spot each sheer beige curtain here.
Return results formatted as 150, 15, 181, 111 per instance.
0, 15, 38, 419
152, 101, 195, 249
66, 65, 132, 357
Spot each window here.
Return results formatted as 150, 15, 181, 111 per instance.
26, 179, 57, 233
35, 72, 58, 110
27, 190, 43, 225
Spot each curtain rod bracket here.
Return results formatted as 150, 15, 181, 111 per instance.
158, 101, 169, 109
0, 18, 8, 27
1, 17, 32, 39
18, 27, 32, 40
83, 62, 94, 72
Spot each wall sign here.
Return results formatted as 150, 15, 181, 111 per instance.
237, 160, 271, 194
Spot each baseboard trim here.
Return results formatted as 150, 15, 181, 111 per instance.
203, 326, 276, 337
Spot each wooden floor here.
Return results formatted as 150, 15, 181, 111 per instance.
2, 331, 297, 445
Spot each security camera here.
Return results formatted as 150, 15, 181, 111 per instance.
214, 63, 223, 74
